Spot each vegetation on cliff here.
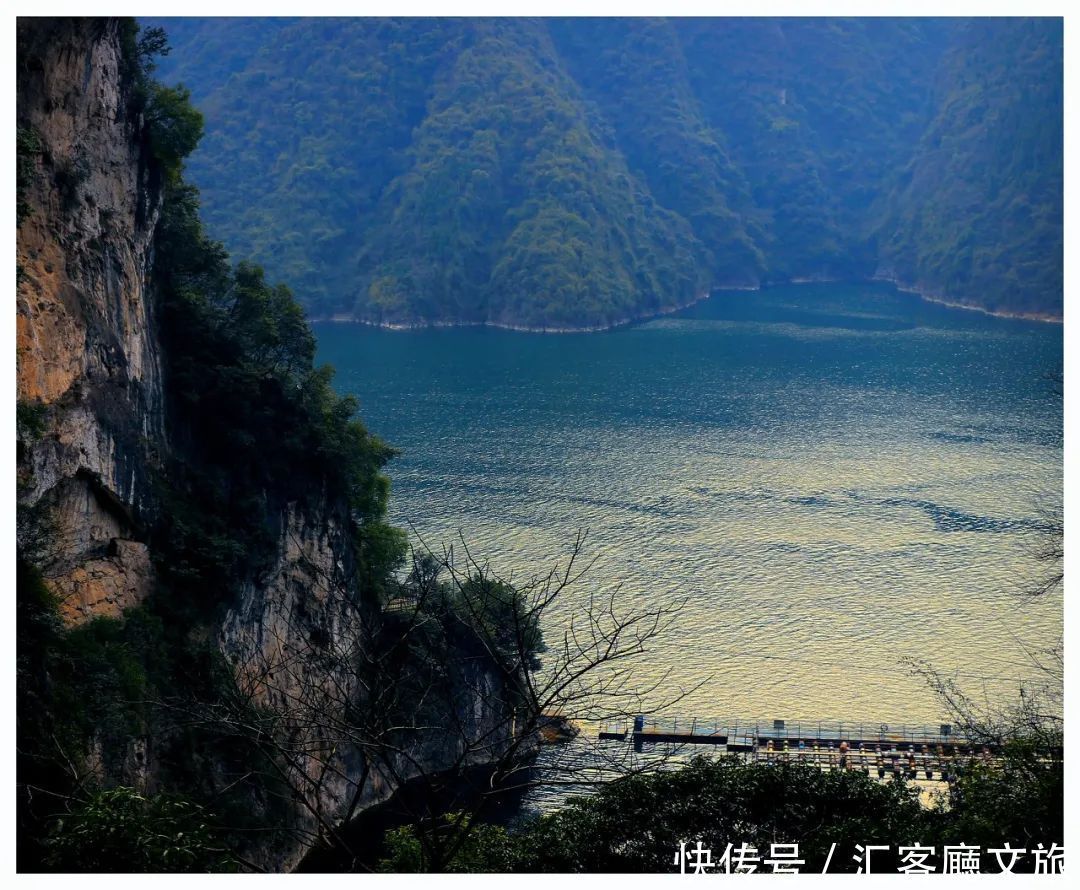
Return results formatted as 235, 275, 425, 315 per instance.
148, 17, 1062, 325
152, 177, 406, 605
18, 24, 561, 872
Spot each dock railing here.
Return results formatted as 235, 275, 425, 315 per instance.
600, 716, 981, 752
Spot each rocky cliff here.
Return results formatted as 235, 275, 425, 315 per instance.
17, 17, 164, 623
16, 18, 522, 872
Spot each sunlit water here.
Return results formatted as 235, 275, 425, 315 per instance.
314, 283, 1062, 728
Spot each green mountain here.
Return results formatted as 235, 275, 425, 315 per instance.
148, 17, 1063, 326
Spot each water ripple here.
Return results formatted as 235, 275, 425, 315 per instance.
316, 282, 1062, 724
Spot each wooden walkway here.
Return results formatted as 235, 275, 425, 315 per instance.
597, 716, 1035, 781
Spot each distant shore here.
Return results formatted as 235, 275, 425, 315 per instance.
784, 272, 1062, 324
309, 287, 733, 334
310, 277, 1061, 332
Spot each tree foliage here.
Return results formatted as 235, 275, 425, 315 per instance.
150, 139, 405, 609
378, 749, 1062, 873
145, 84, 204, 177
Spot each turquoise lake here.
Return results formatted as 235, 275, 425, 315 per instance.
314, 282, 1063, 724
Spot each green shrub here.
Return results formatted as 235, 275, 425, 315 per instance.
16, 400, 47, 439
16, 126, 42, 223
44, 787, 234, 872
379, 813, 516, 873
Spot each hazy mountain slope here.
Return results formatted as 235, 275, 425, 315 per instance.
675, 18, 952, 279
149, 17, 1063, 325
547, 18, 766, 287
356, 19, 710, 328
145, 18, 457, 315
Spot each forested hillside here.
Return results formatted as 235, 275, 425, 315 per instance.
148, 17, 1063, 327
878, 19, 1064, 317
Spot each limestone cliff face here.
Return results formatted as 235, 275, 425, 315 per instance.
17, 19, 521, 872
17, 18, 164, 623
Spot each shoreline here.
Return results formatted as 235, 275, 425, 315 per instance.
309, 287, 739, 334
870, 274, 1062, 324
310, 278, 1061, 333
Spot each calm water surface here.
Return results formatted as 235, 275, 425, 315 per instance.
314, 283, 1062, 724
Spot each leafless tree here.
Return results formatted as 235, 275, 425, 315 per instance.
168, 530, 694, 871
904, 657, 1062, 755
